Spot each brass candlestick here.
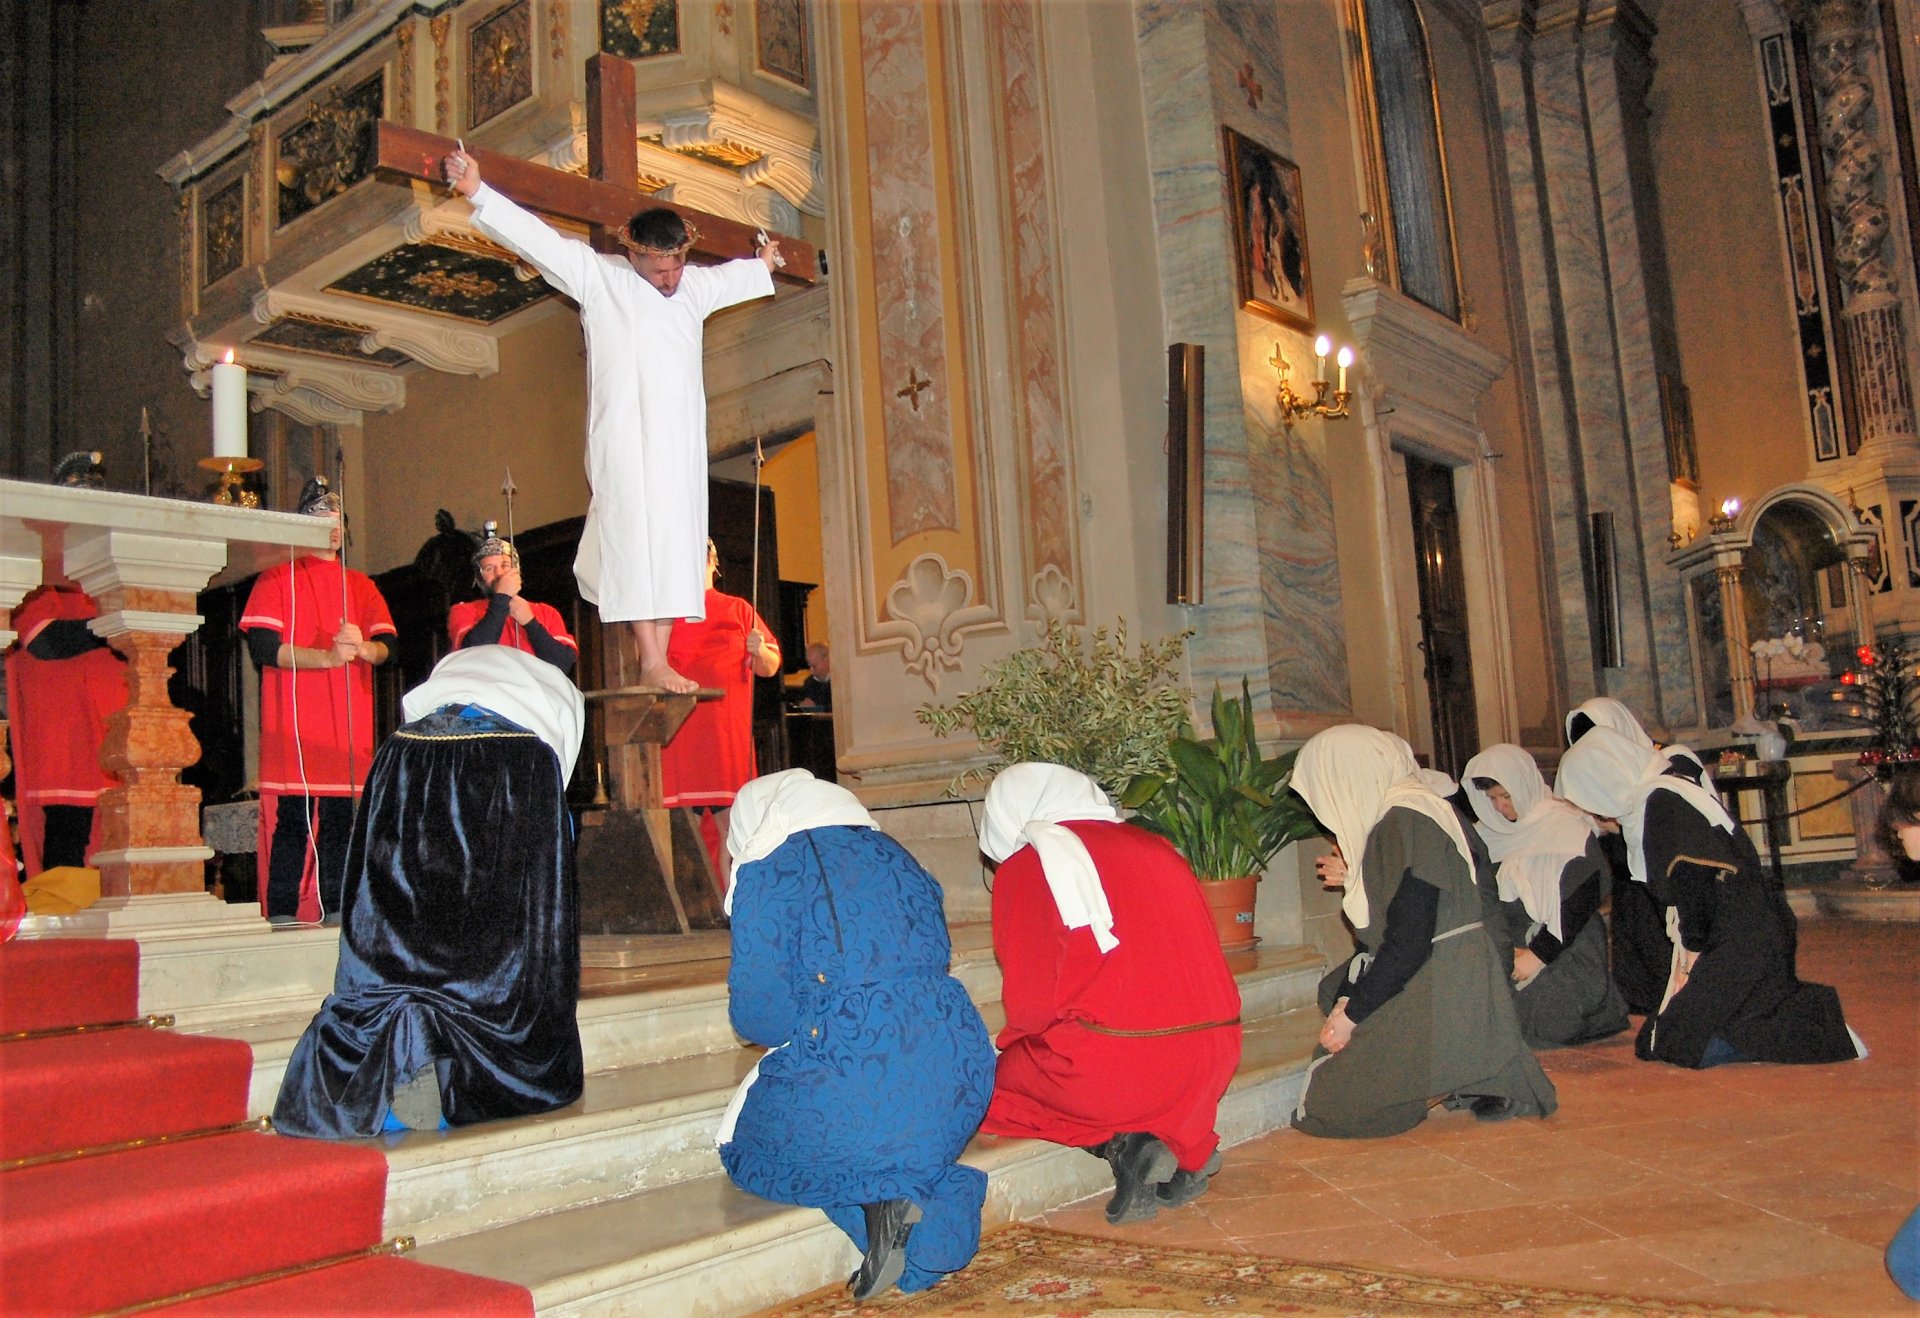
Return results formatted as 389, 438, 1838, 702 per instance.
199, 455, 264, 507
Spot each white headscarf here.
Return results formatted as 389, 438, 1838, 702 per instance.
724, 770, 877, 914
1564, 696, 1710, 784
1555, 726, 1734, 888
979, 762, 1124, 953
1462, 744, 1595, 940
401, 645, 585, 770
1290, 726, 1474, 930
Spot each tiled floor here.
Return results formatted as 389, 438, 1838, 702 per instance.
1039, 919, 1918, 1314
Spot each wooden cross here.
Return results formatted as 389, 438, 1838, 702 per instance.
375, 53, 820, 284
896, 366, 932, 411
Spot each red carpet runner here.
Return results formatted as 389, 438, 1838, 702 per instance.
0, 937, 533, 1315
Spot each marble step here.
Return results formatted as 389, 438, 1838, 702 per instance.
374, 947, 1326, 1244
407, 1004, 1323, 1316
186, 935, 1326, 1121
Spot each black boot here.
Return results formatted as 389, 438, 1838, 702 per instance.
1103, 1131, 1177, 1224
1156, 1150, 1224, 1209
848, 1198, 922, 1301
1469, 1095, 1515, 1122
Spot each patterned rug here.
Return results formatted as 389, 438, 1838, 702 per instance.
755, 1223, 1789, 1317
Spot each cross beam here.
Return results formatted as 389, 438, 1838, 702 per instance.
374, 126, 821, 285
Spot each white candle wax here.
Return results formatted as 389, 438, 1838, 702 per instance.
212, 359, 248, 459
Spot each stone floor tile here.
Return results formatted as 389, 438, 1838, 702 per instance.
1342, 1169, 1534, 1221
1398, 1201, 1619, 1258
1633, 1217, 1884, 1284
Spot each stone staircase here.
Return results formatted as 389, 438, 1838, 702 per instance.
136, 917, 1325, 1316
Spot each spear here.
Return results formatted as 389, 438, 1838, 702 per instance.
502, 466, 519, 563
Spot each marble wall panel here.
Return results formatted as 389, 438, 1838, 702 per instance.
1133, 0, 1349, 721
986, 0, 1077, 607
860, 0, 959, 542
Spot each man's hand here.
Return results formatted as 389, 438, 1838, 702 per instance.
331, 622, 365, 666
1319, 998, 1357, 1054
493, 566, 524, 599
444, 146, 481, 198
1314, 849, 1348, 890
1512, 948, 1546, 983
756, 234, 785, 271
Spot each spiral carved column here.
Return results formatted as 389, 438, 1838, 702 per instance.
1806, 0, 1917, 452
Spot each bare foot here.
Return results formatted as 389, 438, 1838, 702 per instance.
638, 663, 700, 694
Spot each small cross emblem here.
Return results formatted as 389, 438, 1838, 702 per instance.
1238, 63, 1264, 111
897, 367, 933, 412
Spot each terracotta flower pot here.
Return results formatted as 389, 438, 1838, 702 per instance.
1199, 875, 1260, 952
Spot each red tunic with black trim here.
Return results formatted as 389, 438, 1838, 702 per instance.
240, 556, 396, 797
660, 589, 770, 809
447, 598, 578, 655
981, 821, 1243, 1171
4, 586, 127, 874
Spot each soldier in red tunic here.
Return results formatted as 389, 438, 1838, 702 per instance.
239, 477, 396, 925
446, 522, 576, 672
977, 763, 1242, 1224
4, 452, 128, 875
660, 540, 780, 884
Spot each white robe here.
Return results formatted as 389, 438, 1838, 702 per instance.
468, 184, 775, 622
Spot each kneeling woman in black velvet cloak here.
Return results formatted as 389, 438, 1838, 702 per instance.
274, 646, 586, 1137
1557, 727, 1863, 1069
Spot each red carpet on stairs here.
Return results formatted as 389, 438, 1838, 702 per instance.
0, 1029, 252, 1160
161, 1254, 536, 1314
0, 937, 139, 1030
3, 1131, 389, 1314
0, 939, 535, 1316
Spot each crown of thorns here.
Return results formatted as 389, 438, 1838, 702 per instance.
618, 218, 700, 257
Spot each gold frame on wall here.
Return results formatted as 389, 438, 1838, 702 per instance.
1343, 0, 1467, 322
1222, 126, 1316, 330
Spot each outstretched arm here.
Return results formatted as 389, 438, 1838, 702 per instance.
446, 148, 596, 303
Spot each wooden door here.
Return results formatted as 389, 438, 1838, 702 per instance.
1406, 453, 1478, 777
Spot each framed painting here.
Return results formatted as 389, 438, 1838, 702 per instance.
1223, 127, 1313, 329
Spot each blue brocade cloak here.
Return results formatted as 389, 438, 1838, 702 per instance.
720, 825, 994, 1293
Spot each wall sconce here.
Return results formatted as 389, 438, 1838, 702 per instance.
1708, 496, 1741, 534
1270, 335, 1354, 429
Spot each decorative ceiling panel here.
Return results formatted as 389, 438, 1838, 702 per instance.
326, 242, 554, 323
254, 312, 413, 366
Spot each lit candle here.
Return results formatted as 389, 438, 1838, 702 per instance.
1314, 334, 1331, 383
212, 350, 247, 460
1719, 496, 1741, 520
1336, 345, 1354, 393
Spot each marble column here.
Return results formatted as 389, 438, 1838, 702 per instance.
1483, 0, 1700, 730
1713, 552, 1757, 724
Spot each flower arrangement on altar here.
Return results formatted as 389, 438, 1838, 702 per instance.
1749, 632, 1828, 685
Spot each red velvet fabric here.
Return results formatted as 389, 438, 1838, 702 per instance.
981, 821, 1242, 1170
162, 1255, 535, 1315
0, 938, 138, 1031
1, 1132, 389, 1314
0, 1029, 251, 1160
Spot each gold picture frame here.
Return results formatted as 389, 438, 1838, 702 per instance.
1223, 126, 1314, 330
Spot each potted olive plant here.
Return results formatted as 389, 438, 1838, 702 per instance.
1120, 679, 1322, 950
916, 619, 1191, 796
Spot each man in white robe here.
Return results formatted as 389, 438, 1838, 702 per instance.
445, 147, 778, 692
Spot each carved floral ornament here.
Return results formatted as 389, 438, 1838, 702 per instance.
882, 553, 978, 689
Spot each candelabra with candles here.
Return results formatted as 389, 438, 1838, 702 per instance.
198, 349, 262, 506
1272, 335, 1354, 428
1708, 496, 1742, 534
